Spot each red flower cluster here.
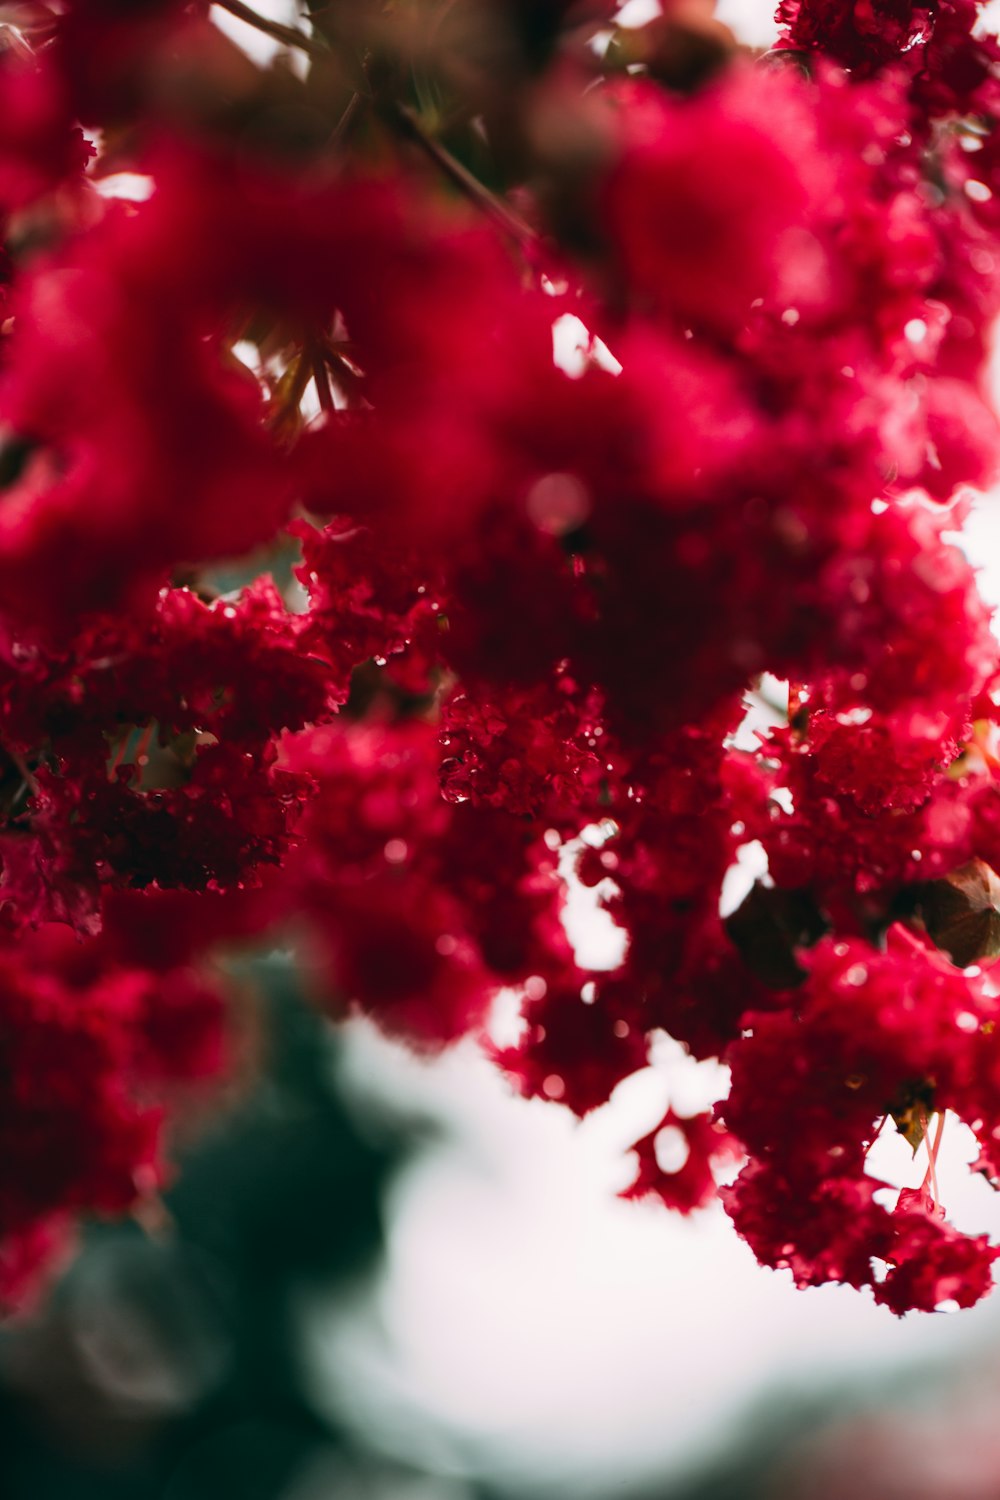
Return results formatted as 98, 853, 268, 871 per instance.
723, 928, 1000, 1312
0, 916, 223, 1309
1, 0, 1000, 1314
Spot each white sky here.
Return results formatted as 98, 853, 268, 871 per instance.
297, 1020, 1000, 1495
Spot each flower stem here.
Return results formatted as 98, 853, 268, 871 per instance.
921, 1110, 946, 1210
217, 4, 533, 245
310, 346, 335, 415
216, 0, 329, 62
382, 100, 537, 245
864, 1111, 888, 1160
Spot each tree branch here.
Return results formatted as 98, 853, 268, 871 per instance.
382, 100, 537, 245
215, 0, 329, 62
215, 5, 535, 245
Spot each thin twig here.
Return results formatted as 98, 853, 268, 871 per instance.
864, 1111, 889, 1160
310, 347, 335, 414
218, 5, 532, 245
331, 90, 364, 149
216, 0, 329, 62
7, 748, 38, 796
920, 1110, 946, 1211
383, 100, 537, 245
317, 335, 367, 405
107, 728, 131, 782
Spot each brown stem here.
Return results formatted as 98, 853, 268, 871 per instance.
863, 1111, 888, 1160
215, 0, 329, 61
7, 748, 38, 796
331, 90, 364, 148
310, 347, 336, 414
383, 100, 537, 245
107, 729, 130, 782
218, 6, 532, 247
318, 334, 366, 391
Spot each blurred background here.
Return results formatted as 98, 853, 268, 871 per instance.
6, 947, 1000, 1500
8, 2, 1000, 1498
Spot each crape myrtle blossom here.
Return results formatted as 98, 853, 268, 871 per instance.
2, 0, 1000, 1315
